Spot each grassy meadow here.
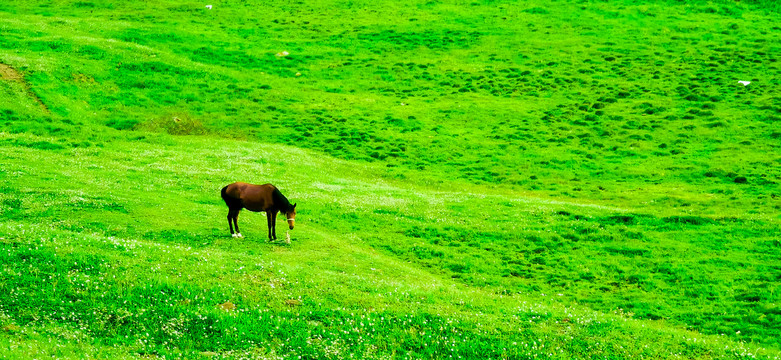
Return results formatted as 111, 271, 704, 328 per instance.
1, 0, 780, 358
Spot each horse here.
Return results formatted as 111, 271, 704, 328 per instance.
220, 182, 297, 240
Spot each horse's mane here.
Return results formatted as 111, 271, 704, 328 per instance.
272, 187, 294, 212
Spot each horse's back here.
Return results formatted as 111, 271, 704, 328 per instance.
223, 182, 276, 211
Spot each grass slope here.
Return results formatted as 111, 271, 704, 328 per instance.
1, 0, 780, 358
1, 0, 779, 207
0, 132, 779, 359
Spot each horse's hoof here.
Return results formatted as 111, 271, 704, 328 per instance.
236, 233, 243, 238
232, 233, 238, 238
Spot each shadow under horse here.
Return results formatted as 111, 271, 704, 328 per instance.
221, 182, 297, 240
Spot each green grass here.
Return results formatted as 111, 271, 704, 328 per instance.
1, 133, 779, 359
1, 0, 780, 358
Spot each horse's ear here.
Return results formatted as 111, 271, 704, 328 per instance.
293, 203, 297, 209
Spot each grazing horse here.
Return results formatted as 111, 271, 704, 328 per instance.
220, 182, 297, 240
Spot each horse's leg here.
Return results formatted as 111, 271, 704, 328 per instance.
266, 212, 273, 241
229, 209, 242, 238
227, 209, 235, 236
234, 210, 242, 238
271, 211, 278, 240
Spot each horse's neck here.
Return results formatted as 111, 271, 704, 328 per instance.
272, 189, 290, 210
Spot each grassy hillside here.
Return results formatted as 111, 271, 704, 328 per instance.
1, 0, 780, 358
2, 0, 779, 206
1, 132, 779, 359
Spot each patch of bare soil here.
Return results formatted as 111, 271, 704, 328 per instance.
0, 63, 24, 81
0, 63, 50, 114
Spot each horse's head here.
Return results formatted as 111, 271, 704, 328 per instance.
285, 203, 297, 230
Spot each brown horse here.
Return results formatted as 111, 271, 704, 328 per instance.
220, 182, 297, 240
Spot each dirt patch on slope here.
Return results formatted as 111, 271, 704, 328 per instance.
0, 63, 50, 114
0, 63, 24, 81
